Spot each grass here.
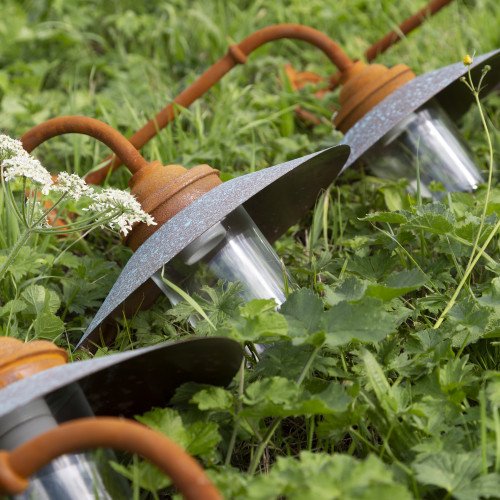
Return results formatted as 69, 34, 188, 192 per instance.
1, 0, 500, 498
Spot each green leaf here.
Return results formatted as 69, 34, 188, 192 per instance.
21, 284, 60, 316
135, 407, 220, 459
0, 247, 45, 281
366, 269, 428, 301
183, 420, 221, 457
321, 298, 395, 347
222, 299, 288, 343
135, 408, 187, 445
254, 343, 314, 380
281, 289, 325, 345
361, 211, 408, 224
190, 386, 234, 412
324, 276, 367, 306
110, 459, 170, 494
347, 254, 397, 280
478, 277, 500, 311
241, 376, 351, 418
446, 299, 491, 347
0, 299, 26, 317
34, 311, 64, 340
281, 289, 323, 333
402, 203, 455, 234
413, 452, 499, 500
360, 349, 398, 414
246, 452, 412, 499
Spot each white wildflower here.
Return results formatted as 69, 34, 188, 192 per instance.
86, 187, 156, 236
53, 171, 92, 200
0, 135, 25, 158
2, 153, 53, 194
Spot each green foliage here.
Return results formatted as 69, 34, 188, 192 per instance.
1, 0, 500, 498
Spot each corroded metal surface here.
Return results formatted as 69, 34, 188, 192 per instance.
84, 24, 354, 184
365, 0, 455, 61
0, 338, 67, 388
78, 145, 350, 345
342, 49, 500, 169
0, 337, 243, 419
333, 61, 416, 132
0, 417, 221, 499
82, 6, 456, 183
21, 116, 149, 174
127, 163, 222, 250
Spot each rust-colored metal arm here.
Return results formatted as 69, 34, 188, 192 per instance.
21, 116, 150, 174
365, 0, 454, 61
0, 417, 221, 499
84, 23, 353, 184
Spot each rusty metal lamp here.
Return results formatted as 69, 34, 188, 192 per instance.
20, 116, 349, 346
77, 144, 349, 346
81, 0, 457, 186
0, 336, 238, 498
337, 50, 500, 196
64, 8, 498, 197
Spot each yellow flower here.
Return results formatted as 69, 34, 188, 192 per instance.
463, 54, 473, 66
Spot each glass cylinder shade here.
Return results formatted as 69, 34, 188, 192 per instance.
0, 393, 128, 499
363, 100, 483, 197
152, 206, 294, 309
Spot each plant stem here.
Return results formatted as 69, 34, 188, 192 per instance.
0, 228, 32, 280
247, 345, 321, 475
479, 387, 488, 475
434, 218, 500, 329
225, 359, 245, 466
464, 69, 494, 273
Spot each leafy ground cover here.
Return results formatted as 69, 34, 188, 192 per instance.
1, 0, 500, 498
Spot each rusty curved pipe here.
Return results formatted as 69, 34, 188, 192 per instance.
83, 0, 453, 185
327, 0, 455, 88
84, 23, 354, 184
0, 417, 220, 499
365, 0, 454, 62
21, 116, 150, 174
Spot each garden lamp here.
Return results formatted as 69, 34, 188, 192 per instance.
337, 50, 500, 195
0, 336, 239, 498
73, 20, 499, 196
284, 45, 500, 195
83, 0, 458, 186
20, 116, 349, 346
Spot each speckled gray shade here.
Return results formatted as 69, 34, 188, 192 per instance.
77, 145, 350, 346
342, 49, 500, 169
0, 336, 243, 420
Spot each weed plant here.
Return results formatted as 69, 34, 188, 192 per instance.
1, 0, 500, 498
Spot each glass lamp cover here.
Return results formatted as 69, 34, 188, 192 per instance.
0, 392, 128, 499
363, 100, 483, 197
152, 206, 295, 309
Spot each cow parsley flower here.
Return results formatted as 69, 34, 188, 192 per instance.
0, 135, 25, 158
53, 171, 92, 200
1, 153, 53, 194
86, 187, 156, 236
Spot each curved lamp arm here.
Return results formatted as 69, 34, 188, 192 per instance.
0, 417, 221, 500
21, 116, 150, 174
83, 0, 454, 185
365, 0, 453, 62
83, 23, 354, 184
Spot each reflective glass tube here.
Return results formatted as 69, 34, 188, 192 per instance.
0, 398, 128, 499
364, 100, 483, 197
152, 206, 294, 308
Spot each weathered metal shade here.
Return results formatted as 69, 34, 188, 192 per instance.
0, 336, 243, 420
341, 49, 500, 171
0, 336, 238, 499
77, 145, 350, 346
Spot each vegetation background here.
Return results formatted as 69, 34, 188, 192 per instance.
1, 0, 499, 498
